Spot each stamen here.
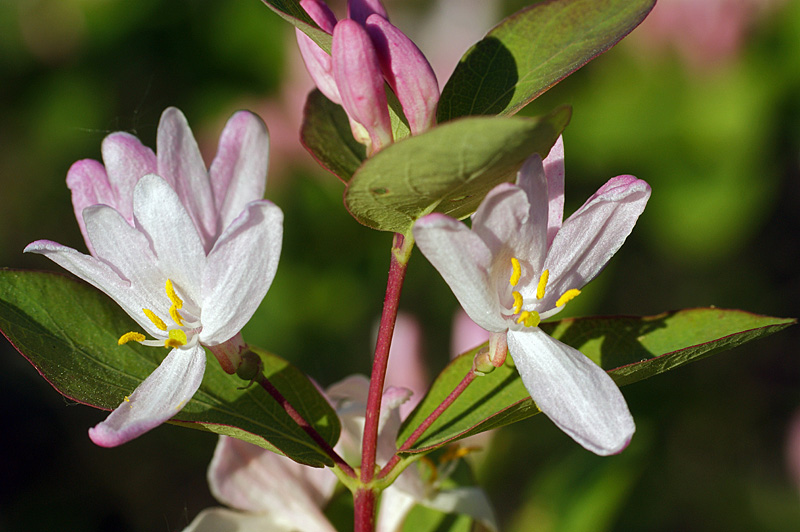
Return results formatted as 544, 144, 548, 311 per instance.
509, 257, 521, 286
536, 269, 549, 300
512, 291, 523, 314
164, 329, 188, 349
118, 331, 146, 345
169, 306, 185, 327
143, 308, 167, 331
516, 310, 541, 328
555, 289, 581, 308
165, 279, 183, 309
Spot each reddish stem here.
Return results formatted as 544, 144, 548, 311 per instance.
256, 372, 356, 478
378, 369, 476, 479
354, 488, 377, 532
361, 233, 411, 486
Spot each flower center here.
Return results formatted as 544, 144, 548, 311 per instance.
506, 257, 581, 327
118, 279, 200, 349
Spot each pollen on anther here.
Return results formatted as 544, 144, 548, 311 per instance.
164, 329, 188, 349
509, 257, 522, 286
143, 308, 167, 331
536, 269, 549, 300
512, 291, 523, 314
165, 279, 183, 309
118, 331, 146, 345
555, 289, 581, 308
515, 311, 541, 328
169, 305, 184, 327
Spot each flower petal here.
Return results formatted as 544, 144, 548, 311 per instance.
88, 344, 206, 447
543, 175, 650, 304
365, 14, 439, 135
414, 213, 506, 332
421, 487, 499, 532
133, 174, 207, 308
23, 238, 163, 337
542, 135, 565, 246
376, 487, 417, 532
201, 200, 282, 344
156, 107, 216, 249
182, 507, 284, 532
66, 159, 114, 255
208, 436, 337, 532
507, 328, 635, 455
347, 0, 389, 25
208, 111, 269, 234
101, 131, 158, 221
332, 19, 393, 153
296, 0, 341, 104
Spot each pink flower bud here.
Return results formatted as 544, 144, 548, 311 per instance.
332, 19, 393, 154
365, 14, 439, 135
347, 0, 388, 25
296, 0, 341, 104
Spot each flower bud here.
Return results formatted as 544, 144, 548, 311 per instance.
365, 14, 439, 135
347, 0, 388, 25
236, 350, 263, 382
296, 0, 341, 104
207, 333, 247, 374
332, 19, 393, 154
472, 346, 496, 376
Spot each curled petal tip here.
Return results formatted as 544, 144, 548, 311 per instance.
347, 0, 388, 25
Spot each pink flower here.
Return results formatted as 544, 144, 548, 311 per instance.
414, 137, 650, 455
25, 107, 283, 447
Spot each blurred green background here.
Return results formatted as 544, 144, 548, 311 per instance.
1, 0, 799, 530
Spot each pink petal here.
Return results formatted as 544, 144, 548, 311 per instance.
208, 111, 269, 234
450, 309, 490, 358
208, 436, 337, 532
384, 312, 428, 418
413, 213, 506, 333
88, 345, 206, 447
347, 0, 388, 25
542, 135, 565, 246
66, 159, 114, 255
201, 200, 283, 345
300, 0, 337, 32
183, 508, 282, 532
365, 14, 439, 135
101, 131, 157, 222
332, 19, 393, 153
156, 107, 217, 250
543, 175, 651, 306
507, 328, 634, 455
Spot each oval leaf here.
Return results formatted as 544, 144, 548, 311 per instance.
0, 269, 340, 468
437, 0, 656, 121
397, 308, 795, 453
344, 107, 570, 233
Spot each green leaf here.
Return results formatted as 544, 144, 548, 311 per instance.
0, 269, 340, 468
398, 308, 795, 454
437, 0, 655, 121
259, 0, 332, 53
301, 89, 367, 182
344, 107, 570, 233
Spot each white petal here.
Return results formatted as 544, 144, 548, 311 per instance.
542, 135, 565, 246
209, 111, 269, 234
133, 174, 207, 308
507, 329, 635, 455
208, 436, 337, 532
543, 175, 651, 306
88, 345, 206, 447
23, 239, 162, 337
201, 201, 283, 344
66, 159, 114, 255
182, 507, 287, 532
156, 107, 217, 248
376, 487, 417, 532
511, 154, 549, 271
422, 487, 499, 532
101, 131, 157, 221
413, 214, 506, 332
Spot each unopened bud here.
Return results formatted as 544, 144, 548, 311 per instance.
236, 350, 263, 382
208, 333, 247, 374
347, 0, 388, 25
297, 0, 341, 104
472, 346, 496, 376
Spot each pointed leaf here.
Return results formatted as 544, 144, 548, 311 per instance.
259, 0, 332, 53
437, 0, 655, 121
397, 308, 795, 453
344, 107, 570, 233
0, 269, 340, 467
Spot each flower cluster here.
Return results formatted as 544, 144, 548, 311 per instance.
297, 0, 439, 154
25, 108, 283, 447
414, 137, 651, 455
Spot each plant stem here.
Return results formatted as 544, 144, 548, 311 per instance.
378, 369, 476, 480
361, 232, 413, 480
255, 372, 356, 478
354, 488, 377, 532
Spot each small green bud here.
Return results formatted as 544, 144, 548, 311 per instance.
236, 350, 262, 382
472, 347, 496, 376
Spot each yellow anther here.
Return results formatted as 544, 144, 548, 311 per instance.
124, 395, 131, 402
169, 305, 184, 327
165, 279, 183, 309
512, 291, 523, 314
536, 269, 549, 300
509, 257, 521, 286
516, 311, 541, 328
164, 329, 188, 349
441, 445, 481, 463
555, 289, 581, 308
118, 331, 146, 345
143, 308, 167, 331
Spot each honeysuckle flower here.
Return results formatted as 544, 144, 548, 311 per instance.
296, 0, 439, 154
25, 107, 283, 447
413, 137, 651, 456
183, 375, 497, 532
